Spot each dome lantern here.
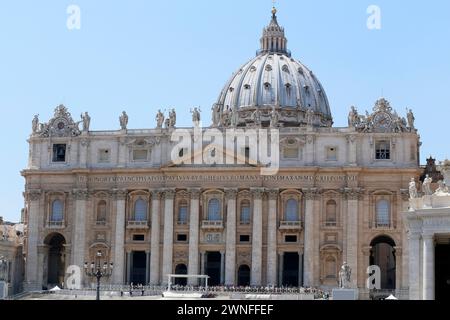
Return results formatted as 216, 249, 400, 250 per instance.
259, 6, 289, 56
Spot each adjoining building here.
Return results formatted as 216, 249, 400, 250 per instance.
22, 7, 423, 298
0, 217, 25, 297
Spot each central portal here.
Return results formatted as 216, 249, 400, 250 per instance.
436, 243, 450, 300
130, 251, 146, 285
205, 252, 221, 286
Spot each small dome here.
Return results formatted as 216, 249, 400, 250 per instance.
212, 8, 332, 128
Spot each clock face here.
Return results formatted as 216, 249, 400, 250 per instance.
57, 122, 65, 130
373, 112, 392, 130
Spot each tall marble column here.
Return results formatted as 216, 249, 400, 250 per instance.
112, 189, 127, 284
145, 251, 151, 285
161, 189, 175, 285
343, 188, 362, 288
200, 252, 206, 275
422, 234, 435, 300
188, 189, 201, 285
149, 189, 162, 285
24, 190, 42, 291
126, 251, 132, 284
408, 233, 421, 300
224, 188, 238, 285
72, 189, 88, 270
250, 188, 264, 286
278, 253, 283, 286
266, 189, 279, 286
220, 251, 225, 285
79, 139, 89, 168
302, 188, 318, 287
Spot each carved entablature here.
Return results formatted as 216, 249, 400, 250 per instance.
38, 105, 82, 138
349, 98, 415, 134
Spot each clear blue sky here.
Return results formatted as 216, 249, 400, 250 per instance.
0, 0, 449, 222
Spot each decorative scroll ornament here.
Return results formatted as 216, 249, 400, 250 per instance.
38, 105, 82, 138
349, 98, 414, 133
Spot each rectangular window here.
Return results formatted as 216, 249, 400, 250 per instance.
52, 144, 67, 162
240, 235, 250, 243
283, 147, 299, 159
178, 206, 188, 224
177, 234, 188, 242
375, 141, 391, 160
133, 149, 148, 161
98, 149, 110, 163
285, 235, 298, 243
326, 147, 337, 161
133, 234, 145, 241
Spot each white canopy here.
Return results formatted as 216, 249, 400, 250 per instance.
385, 294, 398, 300
49, 286, 61, 292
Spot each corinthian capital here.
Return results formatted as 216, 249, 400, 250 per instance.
162, 189, 176, 200
112, 189, 128, 200
26, 189, 42, 201
251, 188, 265, 199
266, 189, 279, 200
72, 189, 89, 200
224, 188, 238, 199
149, 189, 163, 200
341, 188, 364, 200
189, 188, 202, 199
302, 188, 320, 200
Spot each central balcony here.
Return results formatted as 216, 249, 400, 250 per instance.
46, 220, 65, 229
279, 221, 302, 231
201, 220, 224, 231
127, 220, 149, 229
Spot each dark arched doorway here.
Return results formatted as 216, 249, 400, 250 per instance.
237, 265, 250, 286
174, 264, 188, 286
44, 233, 66, 288
370, 235, 396, 290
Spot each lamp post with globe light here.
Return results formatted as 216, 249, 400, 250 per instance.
84, 250, 113, 301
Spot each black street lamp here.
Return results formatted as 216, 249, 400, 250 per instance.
84, 250, 113, 301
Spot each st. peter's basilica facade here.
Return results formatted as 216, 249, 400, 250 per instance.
22, 8, 422, 297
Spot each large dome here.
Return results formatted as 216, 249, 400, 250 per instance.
212, 8, 332, 128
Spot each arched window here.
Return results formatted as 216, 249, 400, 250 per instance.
134, 198, 147, 221
285, 199, 299, 221
51, 200, 64, 222
208, 199, 221, 221
376, 200, 390, 227
96, 200, 107, 222
240, 200, 251, 224
178, 201, 188, 224
326, 200, 337, 226
326, 257, 336, 279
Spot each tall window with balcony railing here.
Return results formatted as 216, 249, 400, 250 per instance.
240, 200, 251, 225
178, 201, 188, 225
96, 200, 107, 225
376, 200, 391, 228
49, 200, 64, 227
325, 200, 337, 227
207, 198, 221, 221
285, 199, 299, 222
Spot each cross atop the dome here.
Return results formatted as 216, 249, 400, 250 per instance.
272, 0, 277, 16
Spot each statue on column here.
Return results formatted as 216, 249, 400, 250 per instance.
0, 256, 7, 281
212, 104, 222, 127
423, 174, 433, 196
32, 115, 40, 134
348, 106, 359, 127
434, 180, 449, 196
191, 107, 201, 125
338, 262, 351, 289
156, 110, 165, 129
409, 178, 418, 199
407, 109, 415, 130
119, 111, 128, 130
81, 112, 91, 132
168, 109, 177, 128
230, 106, 239, 128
